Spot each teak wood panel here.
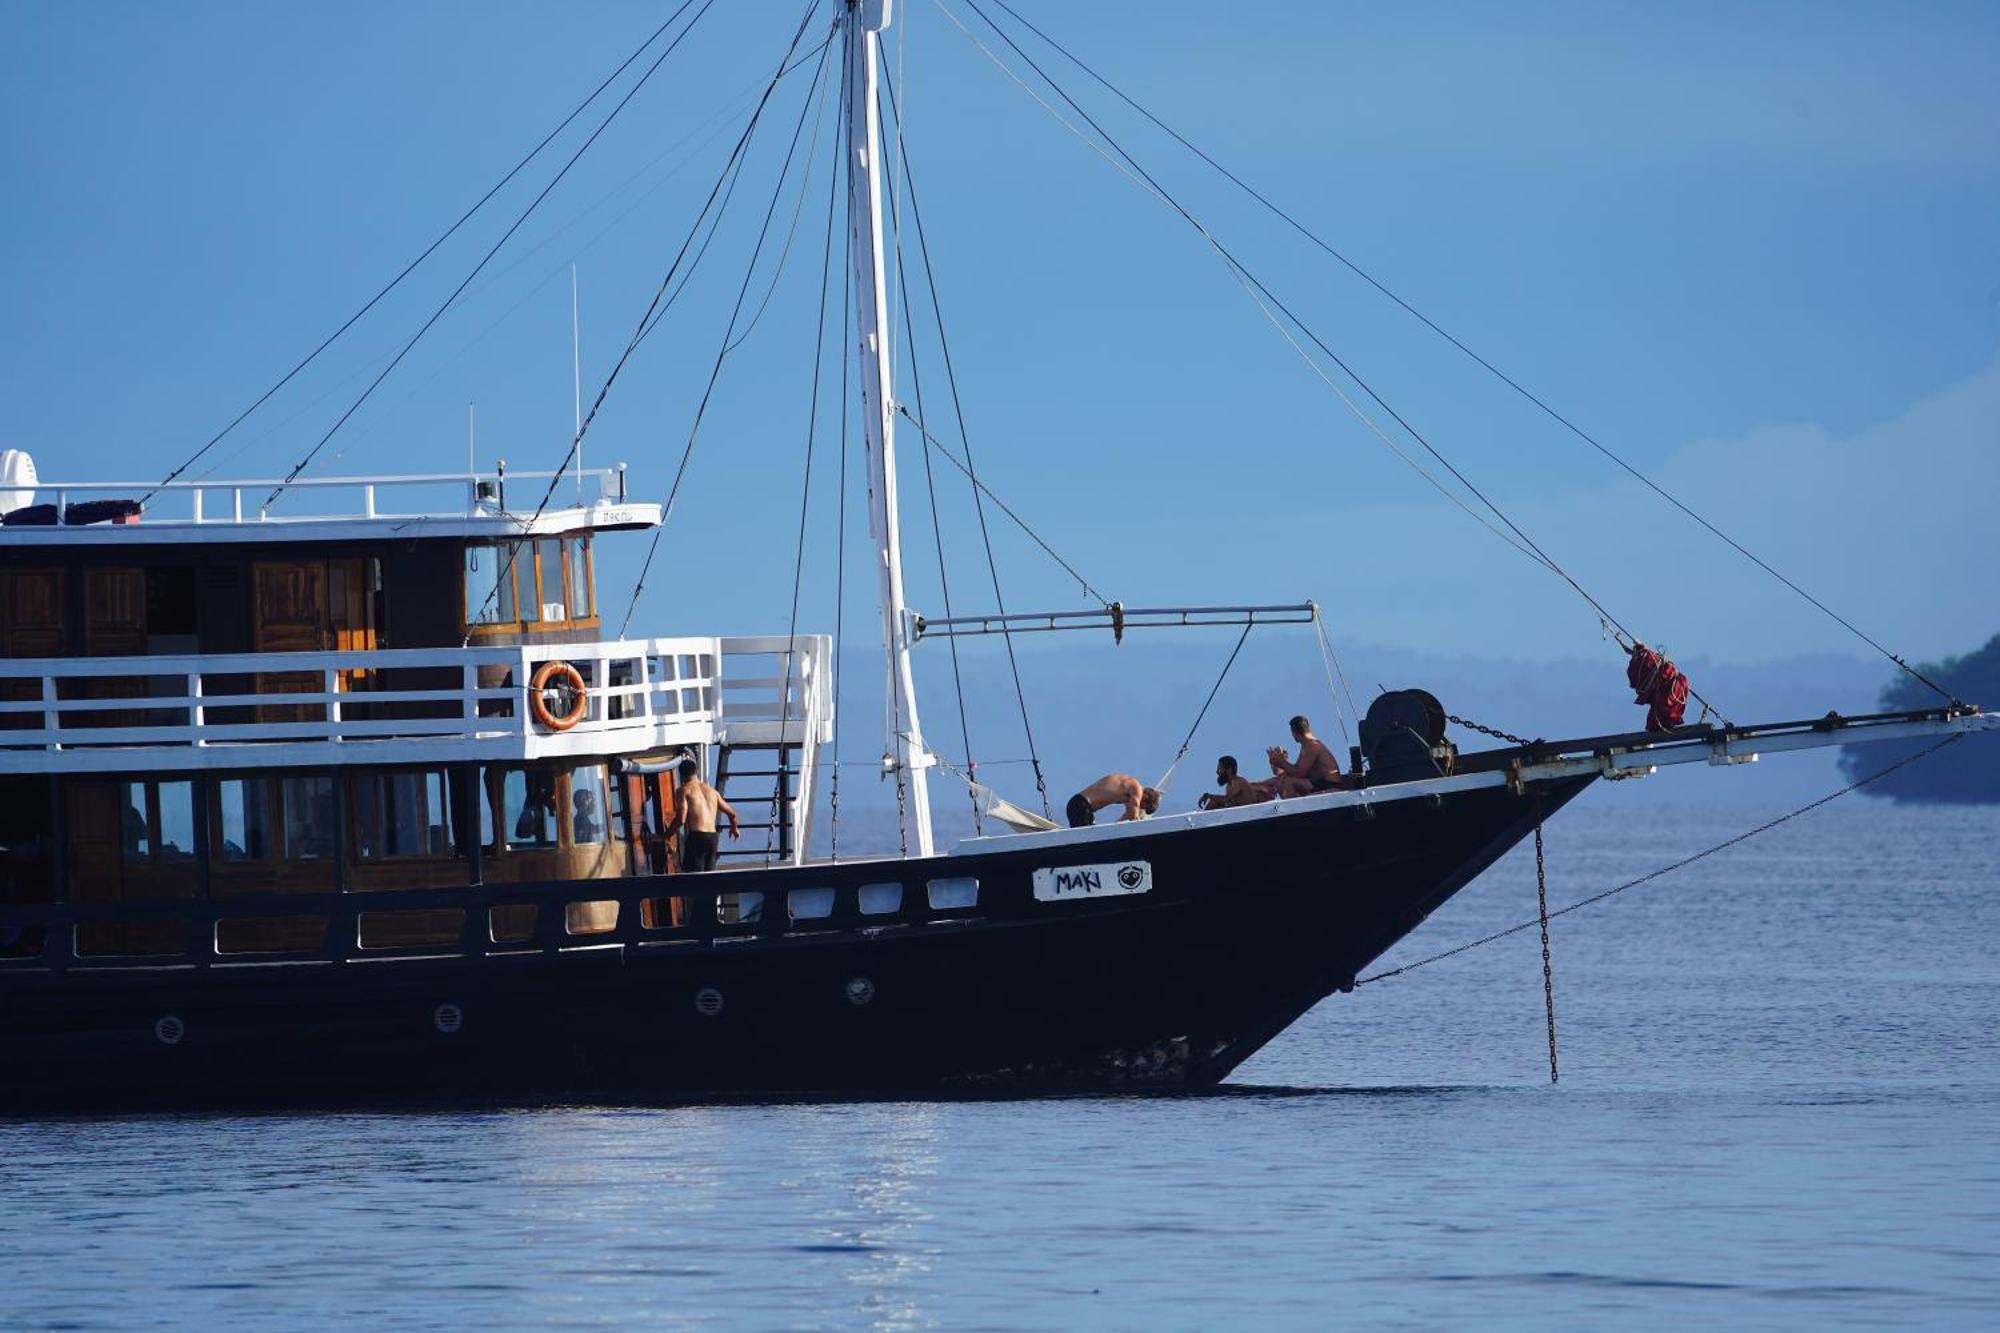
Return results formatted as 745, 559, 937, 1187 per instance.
0, 568, 64, 658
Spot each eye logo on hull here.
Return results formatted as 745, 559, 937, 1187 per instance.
1032, 860, 1154, 902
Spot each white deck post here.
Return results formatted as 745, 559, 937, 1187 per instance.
845, 0, 934, 857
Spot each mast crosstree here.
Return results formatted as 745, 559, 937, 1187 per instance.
845, 0, 935, 856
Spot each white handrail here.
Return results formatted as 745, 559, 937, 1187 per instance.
0, 635, 831, 774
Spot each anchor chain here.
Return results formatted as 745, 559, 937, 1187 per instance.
1448, 712, 1534, 746
1534, 817, 1558, 1084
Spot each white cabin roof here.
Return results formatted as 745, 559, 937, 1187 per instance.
0, 468, 661, 546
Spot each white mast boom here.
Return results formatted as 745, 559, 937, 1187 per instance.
845, 0, 935, 856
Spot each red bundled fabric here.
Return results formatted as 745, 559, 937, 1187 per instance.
1626, 644, 1690, 733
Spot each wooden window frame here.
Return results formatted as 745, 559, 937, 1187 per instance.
349, 768, 459, 864
460, 537, 599, 637
117, 778, 198, 867
481, 761, 612, 856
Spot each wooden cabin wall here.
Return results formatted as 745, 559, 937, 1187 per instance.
1, 536, 618, 663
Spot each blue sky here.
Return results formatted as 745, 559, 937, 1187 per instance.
4, 0, 1997, 689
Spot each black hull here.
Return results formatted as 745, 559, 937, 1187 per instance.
0, 777, 1593, 1111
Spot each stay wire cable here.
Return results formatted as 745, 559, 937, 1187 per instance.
145, 0, 707, 504
618, 0, 837, 637
773, 82, 850, 864
880, 58, 1053, 818
1356, 733, 1966, 986
978, 0, 1948, 706
464, 4, 830, 640
265, 0, 725, 510
884, 109, 984, 836
950, 0, 1629, 646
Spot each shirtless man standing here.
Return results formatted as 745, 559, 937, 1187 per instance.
1268, 715, 1343, 797
673, 756, 739, 873
1065, 773, 1161, 827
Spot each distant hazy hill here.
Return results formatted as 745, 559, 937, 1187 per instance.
1838, 633, 2000, 804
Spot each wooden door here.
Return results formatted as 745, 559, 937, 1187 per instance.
254, 561, 327, 723
0, 570, 62, 732
327, 557, 378, 693
66, 781, 132, 956
81, 569, 148, 730
0, 570, 64, 657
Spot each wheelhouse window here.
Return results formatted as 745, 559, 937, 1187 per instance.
462, 536, 594, 633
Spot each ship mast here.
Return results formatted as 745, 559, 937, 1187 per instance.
844, 0, 935, 856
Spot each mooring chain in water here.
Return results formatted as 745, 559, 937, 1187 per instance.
1534, 817, 1558, 1084
1355, 733, 1966, 990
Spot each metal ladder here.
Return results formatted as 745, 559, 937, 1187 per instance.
713, 740, 802, 864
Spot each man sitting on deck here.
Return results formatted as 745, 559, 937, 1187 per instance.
1065, 774, 1161, 828
1197, 755, 1274, 810
1268, 715, 1344, 797
673, 757, 740, 873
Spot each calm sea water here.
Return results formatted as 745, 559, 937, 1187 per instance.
3, 795, 1996, 1329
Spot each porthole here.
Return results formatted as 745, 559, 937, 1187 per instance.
434, 1002, 464, 1035
695, 986, 725, 1018
845, 977, 875, 1006
154, 1015, 185, 1046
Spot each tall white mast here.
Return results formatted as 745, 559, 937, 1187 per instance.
845, 0, 934, 857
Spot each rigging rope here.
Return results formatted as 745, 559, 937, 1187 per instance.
463, 6, 830, 640
829, 179, 855, 865
616, 3, 839, 637
1154, 623, 1253, 793
144, 0, 710, 504
970, 0, 1942, 708
265, 0, 725, 510
942, 0, 1736, 723
771, 65, 848, 867
1356, 732, 1966, 986
890, 178, 985, 837
894, 405, 1107, 606
1309, 605, 1361, 751
881, 60, 1052, 819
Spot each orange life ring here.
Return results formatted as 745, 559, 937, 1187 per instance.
529, 660, 589, 731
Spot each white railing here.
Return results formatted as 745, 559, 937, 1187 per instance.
3, 467, 631, 528
0, 635, 832, 776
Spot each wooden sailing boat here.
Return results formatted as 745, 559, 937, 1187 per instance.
0, 1, 1988, 1109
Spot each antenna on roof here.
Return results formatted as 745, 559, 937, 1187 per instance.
571, 262, 584, 504
467, 402, 476, 479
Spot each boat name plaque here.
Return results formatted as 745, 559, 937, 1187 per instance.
1032, 860, 1153, 902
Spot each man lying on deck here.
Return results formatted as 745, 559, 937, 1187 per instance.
1065, 774, 1162, 827
1197, 755, 1274, 810
1268, 715, 1344, 797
